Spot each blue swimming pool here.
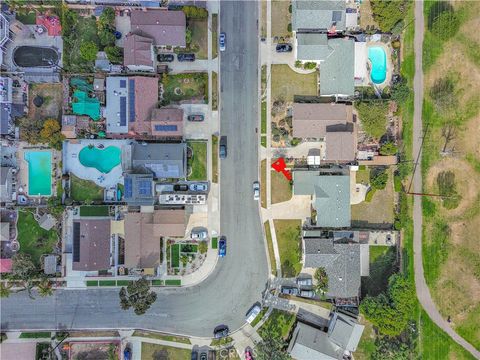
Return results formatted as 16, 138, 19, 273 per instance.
368, 46, 387, 84
24, 151, 52, 196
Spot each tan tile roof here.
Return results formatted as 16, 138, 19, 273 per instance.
130, 77, 159, 135
324, 131, 357, 162
123, 33, 153, 68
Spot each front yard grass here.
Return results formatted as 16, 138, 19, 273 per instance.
212, 14, 218, 58
17, 210, 58, 266
250, 307, 268, 328
261, 160, 267, 208
211, 237, 218, 249
212, 71, 218, 110
141, 343, 191, 360
351, 168, 394, 228
187, 141, 207, 181
264, 221, 277, 276
189, 19, 208, 59
273, 220, 302, 277
271, 64, 318, 103
133, 331, 191, 344
19, 332, 51, 339
271, 0, 292, 38
259, 309, 296, 340
212, 135, 219, 183
70, 174, 104, 203
271, 170, 292, 204
261, 101, 267, 133
162, 73, 208, 105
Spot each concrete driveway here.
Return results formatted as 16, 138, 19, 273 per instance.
181, 104, 215, 140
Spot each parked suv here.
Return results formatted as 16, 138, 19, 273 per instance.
218, 236, 227, 257
187, 114, 204, 122
174, 184, 189, 192
189, 183, 208, 192
276, 43, 292, 52
253, 181, 260, 201
177, 53, 195, 62
157, 53, 174, 62
219, 136, 227, 159
191, 227, 208, 240
219, 32, 226, 52
213, 324, 229, 338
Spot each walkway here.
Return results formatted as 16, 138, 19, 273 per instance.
412, 1, 480, 358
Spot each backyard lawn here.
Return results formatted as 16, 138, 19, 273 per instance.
264, 221, 277, 276
70, 174, 104, 203
271, 65, 318, 103
271, 170, 292, 204
17, 210, 58, 266
189, 19, 208, 59
187, 141, 207, 181
79, 206, 109, 217
162, 73, 208, 105
351, 168, 394, 228
63, 15, 100, 72
16, 11, 37, 25
141, 343, 191, 360
271, 0, 292, 38
259, 309, 296, 340
273, 220, 302, 277
212, 135, 219, 183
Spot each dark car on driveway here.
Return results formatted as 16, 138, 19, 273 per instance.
187, 114, 204, 122
178, 53, 195, 62
218, 236, 226, 257
174, 184, 189, 192
157, 53, 174, 62
219, 136, 227, 159
213, 324, 229, 338
276, 43, 292, 52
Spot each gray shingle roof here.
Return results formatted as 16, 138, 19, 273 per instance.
328, 312, 365, 351
292, 0, 346, 32
293, 172, 350, 228
288, 323, 340, 360
296, 33, 332, 60
320, 38, 355, 96
132, 143, 186, 179
303, 238, 361, 298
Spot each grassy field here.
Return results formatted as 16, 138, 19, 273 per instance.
212, 71, 218, 111
261, 159, 267, 208
79, 206, 109, 217
271, 170, 292, 204
273, 220, 301, 277
212, 14, 218, 59
259, 309, 296, 340
133, 331, 190, 344
162, 73, 208, 104
187, 141, 207, 181
189, 19, 208, 59
141, 343, 191, 360
17, 210, 58, 266
264, 221, 277, 276
271, 65, 318, 103
420, 0, 480, 351
212, 135, 219, 183
271, 0, 292, 38
70, 174, 104, 203
351, 168, 395, 229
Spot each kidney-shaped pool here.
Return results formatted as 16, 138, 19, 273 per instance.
79, 146, 121, 174
368, 46, 387, 84
13, 46, 60, 68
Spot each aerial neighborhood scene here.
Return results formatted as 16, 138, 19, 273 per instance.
0, 0, 479, 359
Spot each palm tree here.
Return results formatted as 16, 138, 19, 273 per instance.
0, 282, 13, 298
37, 279, 54, 297
314, 267, 328, 294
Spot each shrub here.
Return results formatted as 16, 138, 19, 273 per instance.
355, 101, 388, 139
393, 173, 402, 192
294, 60, 302, 68
436, 171, 461, 209
105, 46, 123, 64
390, 79, 410, 104
290, 138, 301, 147
370, 168, 388, 190
287, 23, 292, 32
288, 4, 292, 13
303, 62, 317, 70
365, 188, 376, 202
370, 0, 410, 32
198, 241, 208, 254
379, 141, 398, 156
429, 74, 458, 113
79, 41, 98, 62
431, 9, 460, 40
182, 5, 208, 19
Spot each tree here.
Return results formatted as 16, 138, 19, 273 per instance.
370, 0, 410, 32
105, 46, 123, 64
80, 41, 99, 62
98, 7, 115, 30
99, 30, 116, 47
372, 336, 414, 360
182, 6, 208, 19
355, 101, 389, 139
370, 169, 388, 190
431, 10, 460, 40
379, 142, 398, 156
11, 253, 38, 299
390, 79, 410, 104
18, 117, 42, 144
37, 278, 54, 297
429, 75, 458, 113
0, 282, 13, 298
254, 328, 292, 360
185, 28, 192, 46
314, 267, 328, 294
119, 278, 157, 315
39, 119, 65, 150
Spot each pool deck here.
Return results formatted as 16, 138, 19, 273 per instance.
366, 41, 393, 89
63, 140, 131, 188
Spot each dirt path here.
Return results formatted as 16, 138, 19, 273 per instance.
412, 1, 480, 358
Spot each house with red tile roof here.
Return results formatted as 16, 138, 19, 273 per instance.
150, 108, 184, 138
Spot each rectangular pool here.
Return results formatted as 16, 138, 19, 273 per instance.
24, 151, 52, 196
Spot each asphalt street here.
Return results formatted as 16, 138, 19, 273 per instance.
0, 1, 268, 337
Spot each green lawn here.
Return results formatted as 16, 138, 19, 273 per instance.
162, 73, 208, 104
165, 279, 181, 286
212, 14, 218, 59
133, 331, 191, 344
250, 307, 268, 328
70, 174, 104, 203
264, 221, 277, 276
211, 237, 218, 249
98, 280, 116, 287
212, 71, 218, 110
79, 206, 109, 217
271, 64, 318, 103
261, 101, 267, 133
271, 170, 292, 204
86, 280, 99, 287
273, 220, 302, 277
141, 343, 191, 360
259, 309, 296, 340
19, 332, 51, 339
212, 135, 219, 183
151, 280, 164, 286
189, 19, 208, 59
261, 160, 267, 208
171, 244, 180, 268
17, 210, 58, 266
261, 136, 267, 148
187, 141, 207, 181
16, 11, 37, 25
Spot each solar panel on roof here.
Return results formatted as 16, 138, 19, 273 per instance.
124, 177, 133, 198
154, 125, 178, 132
332, 11, 342, 22
119, 97, 127, 126
120, 79, 126, 88
128, 79, 135, 122
73, 222, 80, 262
